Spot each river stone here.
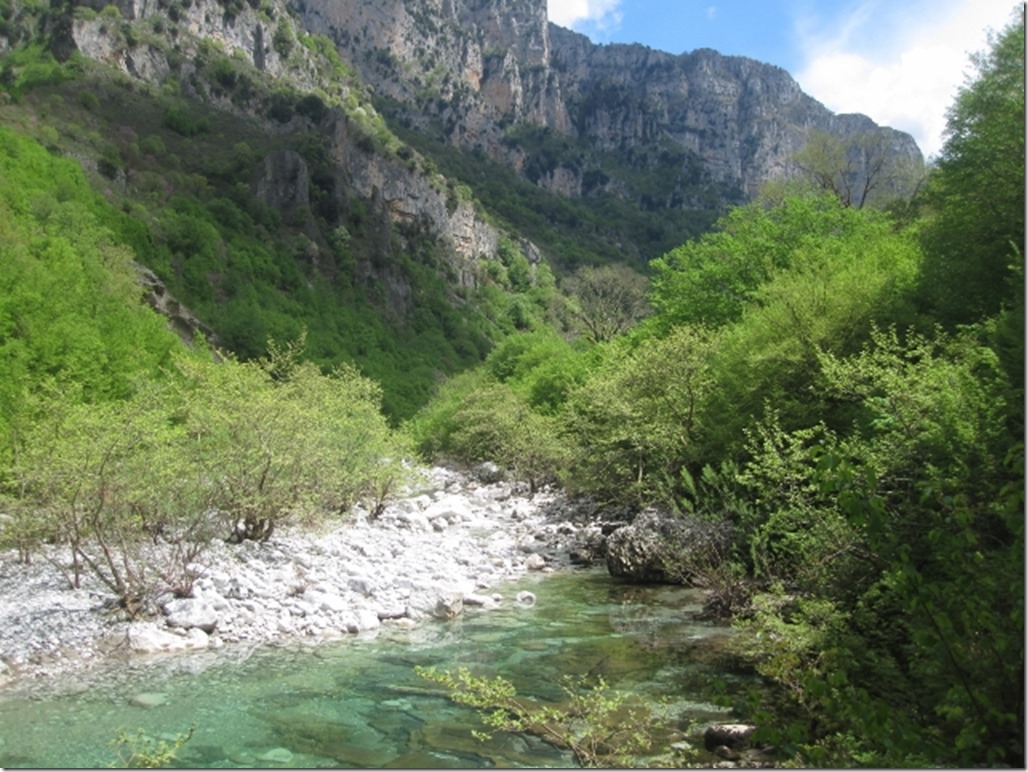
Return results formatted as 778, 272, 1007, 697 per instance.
125, 622, 210, 653
471, 461, 505, 483
343, 608, 381, 633
703, 723, 756, 751
348, 575, 375, 596
432, 594, 463, 620
525, 553, 546, 571
163, 598, 219, 633
313, 591, 349, 613
128, 691, 169, 708
257, 747, 294, 763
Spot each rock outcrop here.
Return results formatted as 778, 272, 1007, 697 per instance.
605, 509, 730, 584
65, 0, 515, 298
295, 0, 923, 208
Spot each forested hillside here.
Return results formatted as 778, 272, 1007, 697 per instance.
411, 12, 1025, 767
0, 0, 575, 419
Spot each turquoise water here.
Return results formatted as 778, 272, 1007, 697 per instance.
0, 567, 748, 768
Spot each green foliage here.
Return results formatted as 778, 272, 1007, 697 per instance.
109, 726, 194, 768
3, 337, 413, 610
271, 18, 294, 59
0, 127, 179, 445
916, 10, 1024, 328
730, 325, 1022, 766
688, 202, 922, 461
0, 43, 76, 99
482, 329, 595, 412
563, 326, 715, 505
5, 381, 216, 614
172, 336, 412, 537
446, 381, 569, 492
416, 666, 672, 768
648, 191, 915, 332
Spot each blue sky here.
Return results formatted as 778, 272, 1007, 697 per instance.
547, 0, 1020, 159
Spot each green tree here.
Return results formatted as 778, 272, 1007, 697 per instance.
172, 338, 410, 539
691, 201, 922, 461
916, 10, 1024, 328
733, 326, 1022, 766
793, 129, 924, 209
6, 382, 215, 614
563, 264, 650, 342
447, 381, 569, 493
648, 192, 892, 331
564, 326, 715, 505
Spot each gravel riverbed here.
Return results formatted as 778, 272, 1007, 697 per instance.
0, 465, 604, 690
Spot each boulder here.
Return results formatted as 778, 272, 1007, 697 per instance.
129, 691, 169, 709
605, 508, 729, 583
524, 553, 546, 571
343, 608, 381, 634
471, 461, 505, 483
406, 592, 464, 621
125, 622, 210, 653
703, 723, 757, 751
432, 594, 464, 620
163, 597, 220, 633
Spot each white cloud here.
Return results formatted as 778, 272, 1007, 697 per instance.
548, 0, 623, 32
795, 0, 1017, 159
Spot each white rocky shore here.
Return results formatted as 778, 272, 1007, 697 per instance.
0, 464, 606, 689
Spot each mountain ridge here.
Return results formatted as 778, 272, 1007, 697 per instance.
0, 0, 924, 415
290, 0, 923, 221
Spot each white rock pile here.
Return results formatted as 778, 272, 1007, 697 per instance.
0, 465, 607, 687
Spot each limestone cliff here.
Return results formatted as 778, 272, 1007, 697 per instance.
16, 0, 922, 280
64, 0, 513, 299
293, 0, 922, 208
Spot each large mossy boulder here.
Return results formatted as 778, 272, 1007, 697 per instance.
604, 508, 730, 583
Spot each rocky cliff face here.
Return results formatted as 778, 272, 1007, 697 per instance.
61, 0, 517, 311
34, 0, 921, 286
289, 0, 571, 146
294, 0, 922, 207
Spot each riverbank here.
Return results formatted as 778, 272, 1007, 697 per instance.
0, 465, 604, 690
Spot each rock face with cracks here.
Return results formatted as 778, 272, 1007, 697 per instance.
0, 466, 607, 688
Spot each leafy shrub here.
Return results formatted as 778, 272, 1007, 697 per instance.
5, 382, 218, 615
446, 381, 569, 492
172, 338, 412, 538
563, 326, 715, 505
417, 667, 672, 768
272, 19, 294, 59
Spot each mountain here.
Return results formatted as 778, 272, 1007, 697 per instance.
0, 0, 923, 416
293, 0, 923, 252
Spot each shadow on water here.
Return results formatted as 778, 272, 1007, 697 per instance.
0, 566, 752, 768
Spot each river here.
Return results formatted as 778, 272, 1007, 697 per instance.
0, 565, 750, 768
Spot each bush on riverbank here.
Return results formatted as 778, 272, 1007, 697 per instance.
2, 338, 412, 616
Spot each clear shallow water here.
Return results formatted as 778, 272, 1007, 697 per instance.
0, 567, 748, 768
